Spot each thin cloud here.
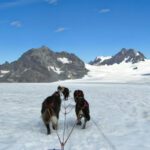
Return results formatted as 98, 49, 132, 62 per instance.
10, 20, 22, 28
99, 9, 111, 14
0, 0, 41, 9
0, 0, 58, 9
55, 27, 67, 33
45, 0, 58, 5
0, 1, 19, 9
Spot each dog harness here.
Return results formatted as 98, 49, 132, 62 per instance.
82, 100, 89, 109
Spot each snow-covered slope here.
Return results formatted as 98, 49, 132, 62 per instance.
82, 59, 150, 83
0, 82, 150, 150
89, 56, 112, 65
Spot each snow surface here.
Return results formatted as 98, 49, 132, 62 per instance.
57, 57, 72, 64
135, 52, 140, 56
47, 66, 63, 74
0, 70, 10, 74
92, 56, 112, 65
0, 82, 150, 150
96, 56, 112, 62
0, 70, 10, 78
80, 60, 150, 83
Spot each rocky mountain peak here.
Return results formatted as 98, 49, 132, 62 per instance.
20, 46, 53, 58
120, 48, 127, 54
0, 46, 87, 82
90, 48, 146, 66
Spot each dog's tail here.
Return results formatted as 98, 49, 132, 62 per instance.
42, 108, 53, 123
84, 109, 90, 121
84, 107, 90, 121
50, 108, 58, 130
51, 115, 58, 130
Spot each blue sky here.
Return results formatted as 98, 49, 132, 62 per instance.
0, 0, 150, 63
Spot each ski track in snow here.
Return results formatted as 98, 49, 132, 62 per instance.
0, 83, 150, 150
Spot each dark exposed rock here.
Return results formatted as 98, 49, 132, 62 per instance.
0, 46, 87, 82
90, 48, 146, 66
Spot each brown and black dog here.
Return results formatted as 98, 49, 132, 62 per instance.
74, 90, 90, 129
41, 91, 61, 134
74, 90, 84, 103
57, 85, 70, 100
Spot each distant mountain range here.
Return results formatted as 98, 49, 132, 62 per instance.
89, 48, 146, 65
0, 47, 147, 82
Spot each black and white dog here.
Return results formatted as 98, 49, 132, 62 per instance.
57, 85, 70, 100
41, 91, 61, 134
74, 90, 90, 129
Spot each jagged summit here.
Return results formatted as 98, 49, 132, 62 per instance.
90, 48, 146, 66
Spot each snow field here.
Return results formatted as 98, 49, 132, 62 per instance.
0, 82, 150, 150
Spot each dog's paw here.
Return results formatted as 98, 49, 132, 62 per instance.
52, 125, 56, 130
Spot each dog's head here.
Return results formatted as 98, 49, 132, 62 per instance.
74, 90, 84, 103
57, 85, 64, 92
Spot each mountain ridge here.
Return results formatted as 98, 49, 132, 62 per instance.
0, 46, 88, 82
90, 48, 146, 66
0, 47, 148, 83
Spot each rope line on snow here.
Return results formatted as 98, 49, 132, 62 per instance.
54, 97, 76, 150
61, 105, 74, 115
63, 121, 76, 146
56, 130, 62, 146
52, 95, 117, 150
91, 118, 117, 150
62, 101, 67, 143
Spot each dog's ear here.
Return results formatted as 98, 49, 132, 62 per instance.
57, 86, 60, 89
